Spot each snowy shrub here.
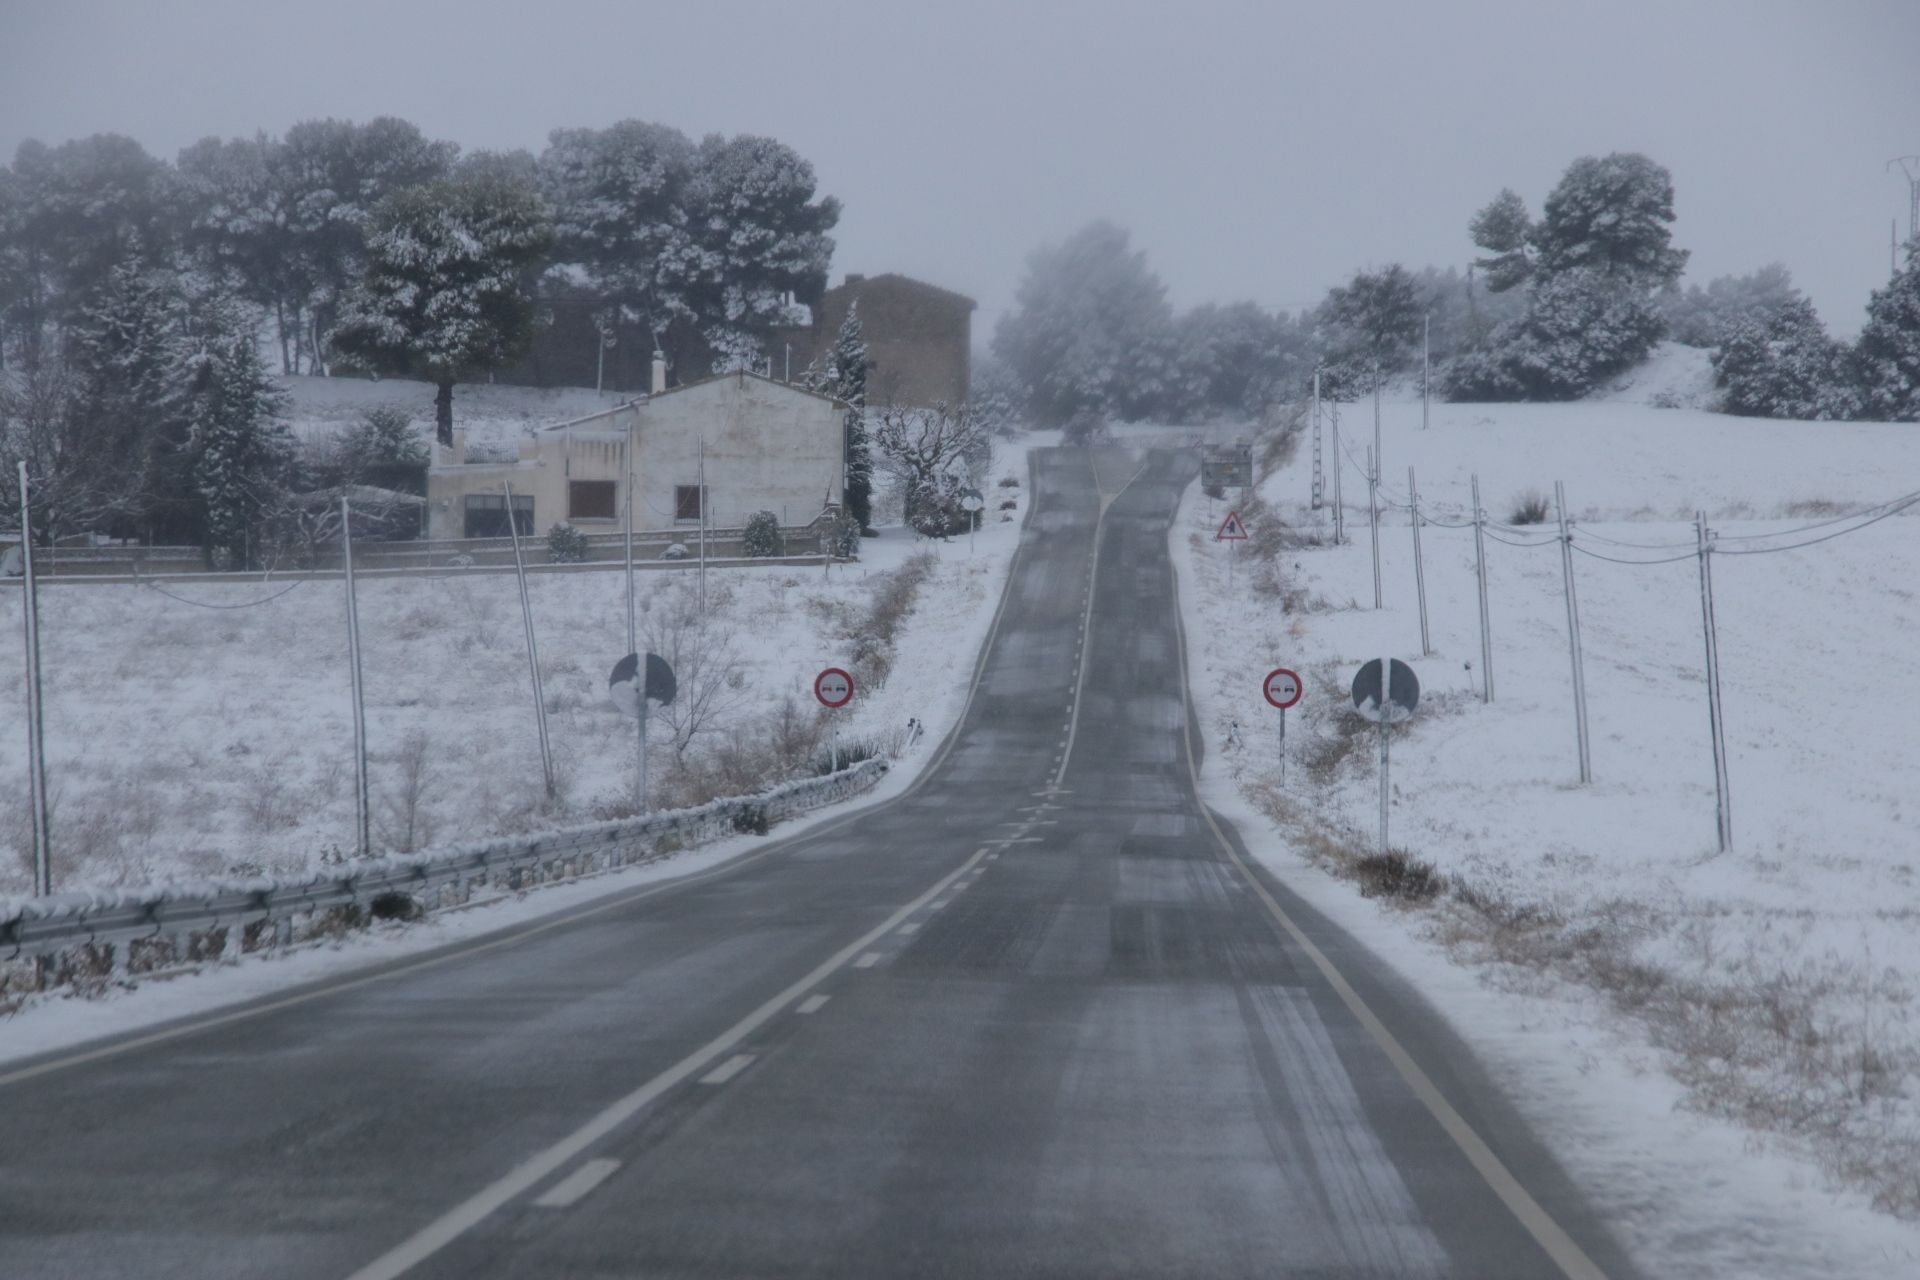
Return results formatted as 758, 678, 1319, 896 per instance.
661, 542, 689, 560
742, 510, 784, 557
1508, 490, 1551, 525
1061, 407, 1110, 446
906, 474, 969, 539
1445, 268, 1666, 402
546, 521, 588, 563
826, 513, 861, 558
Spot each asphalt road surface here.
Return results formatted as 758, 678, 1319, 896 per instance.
0, 447, 1642, 1279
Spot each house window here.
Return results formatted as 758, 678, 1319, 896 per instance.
463, 493, 534, 539
569, 480, 617, 521
675, 485, 705, 522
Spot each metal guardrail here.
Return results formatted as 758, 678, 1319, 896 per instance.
1, 759, 888, 968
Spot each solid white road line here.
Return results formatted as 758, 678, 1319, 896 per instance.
853, 952, 884, 969
531, 1159, 621, 1209
699, 1054, 755, 1086
795, 994, 830, 1014
1167, 534, 1609, 1280
340, 847, 986, 1280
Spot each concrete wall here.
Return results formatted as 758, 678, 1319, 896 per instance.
636, 373, 843, 529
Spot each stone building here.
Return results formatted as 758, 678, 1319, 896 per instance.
779, 273, 975, 408
426, 370, 846, 540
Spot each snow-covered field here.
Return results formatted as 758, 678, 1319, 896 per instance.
0, 445, 1031, 900
1177, 385, 1920, 1274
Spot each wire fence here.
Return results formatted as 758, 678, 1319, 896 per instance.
1303, 435, 1918, 852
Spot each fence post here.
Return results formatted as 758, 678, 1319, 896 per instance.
503, 482, 556, 801
1471, 473, 1494, 703
1367, 446, 1382, 609
1695, 512, 1733, 852
1409, 466, 1431, 655
17, 461, 53, 897
341, 498, 371, 860
1330, 403, 1344, 544
1554, 481, 1592, 783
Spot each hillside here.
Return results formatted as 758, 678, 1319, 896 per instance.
1179, 387, 1920, 1275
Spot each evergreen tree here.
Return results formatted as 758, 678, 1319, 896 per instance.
816, 302, 873, 530
1532, 153, 1688, 291
1712, 294, 1856, 420
1320, 264, 1423, 384
182, 294, 291, 567
1852, 241, 1920, 421
330, 167, 551, 444
993, 220, 1176, 426
1468, 189, 1534, 293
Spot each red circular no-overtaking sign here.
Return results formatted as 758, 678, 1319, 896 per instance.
814, 667, 855, 709
1263, 667, 1303, 710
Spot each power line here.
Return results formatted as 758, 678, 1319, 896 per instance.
131, 566, 309, 608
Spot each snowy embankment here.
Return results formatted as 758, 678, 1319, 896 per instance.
1177, 388, 1920, 1277
0, 440, 1032, 902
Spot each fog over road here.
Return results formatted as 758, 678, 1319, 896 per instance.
1, 447, 1641, 1279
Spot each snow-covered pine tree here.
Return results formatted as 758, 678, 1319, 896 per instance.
1469, 189, 1535, 293
1712, 294, 1856, 420
329, 164, 551, 444
1853, 241, 1920, 422
821, 302, 873, 531
184, 294, 291, 568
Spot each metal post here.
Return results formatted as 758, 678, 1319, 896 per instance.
1554, 481, 1592, 783
1278, 706, 1287, 783
1421, 314, 1431, 431
637, 695, 649, 815
1378, 653, 1391, 855
503, 482, 556, 801
1367, 446, 1382, 609
1409, 466, 1430, 655
1695, 512, 1732, 852
1372, 367, 1382, 493
697, 437, 707, 615
624, 481, 636, 655
1471, 473, 1493, 703
17, 462, 51, 896
1330, 403, 1344, 544
1310, 369, 1324, 511
341, 497, 371, 860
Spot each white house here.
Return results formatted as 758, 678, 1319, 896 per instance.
426, 370, 846, 540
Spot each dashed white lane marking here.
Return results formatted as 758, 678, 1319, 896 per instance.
532, 1159, 621, 1209
853, 952, 884, 968
795, 995, 830, 1014
897, 923, 921, 936
985, 853, 1000, 861
699, 1054, 755, 1086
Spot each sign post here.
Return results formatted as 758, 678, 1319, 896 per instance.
1351, 657, 1420, 854
814, 666, 855, 772
611, 652, 677, 813
960, 488, 984, 554
1216, 509, 1249, 590
1263, 667, 1303, 781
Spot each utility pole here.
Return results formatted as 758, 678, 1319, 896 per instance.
1310, 368, 1324, 511
1421, 314, 1431, 431
17, 462, 51, 896
1695, 512, 1732, 853
502, 482, 556, 802
1471, 473, 1494, 703
1554, 481, 1592, 784
1330, 401, 1344, 544
341, 497, 371, 860
1890, 157, 1920, 249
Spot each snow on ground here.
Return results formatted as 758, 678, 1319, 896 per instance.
0, 440, 1032, 900
1175, 388, 1920, 1276
0, 437, 1038, 1056
1587, 340, 1721, 410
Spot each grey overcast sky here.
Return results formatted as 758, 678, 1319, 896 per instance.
2, 0, 1916, 338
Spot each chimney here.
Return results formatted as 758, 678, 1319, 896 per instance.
651, 351, 667, 395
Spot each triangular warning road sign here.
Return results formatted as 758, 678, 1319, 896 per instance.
1216, 510, 1249, 541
